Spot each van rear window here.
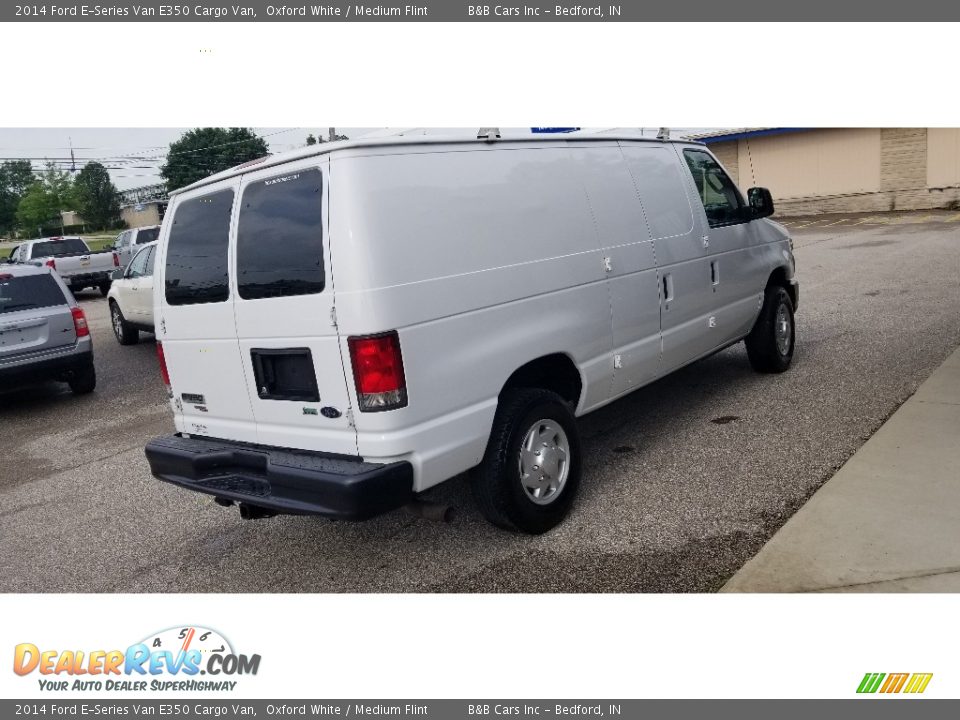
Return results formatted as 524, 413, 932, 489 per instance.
236, 168, 324, 300
0, 274, 67, 314
165, 189, 234, 306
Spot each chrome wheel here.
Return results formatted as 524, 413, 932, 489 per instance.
518, 419, 570, 505
775, 302, 792, 356
111, 305, 124, 340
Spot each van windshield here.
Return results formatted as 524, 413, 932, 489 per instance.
236, 168, 325, 300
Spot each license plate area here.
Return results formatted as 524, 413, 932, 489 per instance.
250, 348, 320, 402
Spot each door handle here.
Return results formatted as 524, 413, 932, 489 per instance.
662, 274, 674, 304
710, 260, 719, 286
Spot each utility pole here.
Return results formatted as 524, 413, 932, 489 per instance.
69, 136, 76, 173
328, 127, 336, 142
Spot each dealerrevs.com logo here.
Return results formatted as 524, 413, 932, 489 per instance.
13, 626, 261, 692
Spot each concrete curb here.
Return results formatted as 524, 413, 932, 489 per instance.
722, 346, 960, 592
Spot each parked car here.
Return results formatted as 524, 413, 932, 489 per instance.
0, 264, 96, 394
13, 236, 119, 295
107, 241, 156, 345
145, 135, 798, 533
113, 225, 161, 269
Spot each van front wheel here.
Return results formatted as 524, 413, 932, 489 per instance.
470, 388, 581, 534
745, 285, 795, 373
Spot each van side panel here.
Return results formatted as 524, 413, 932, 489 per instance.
329, 146, 612, 490
570, 144, 661, 399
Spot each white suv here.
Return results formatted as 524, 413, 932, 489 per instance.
145, 135, 798, 533
107, 241, 156, 345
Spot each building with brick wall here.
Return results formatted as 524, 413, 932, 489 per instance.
685, 128, 960, 216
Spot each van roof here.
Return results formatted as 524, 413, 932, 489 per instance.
171, 133, 704, 196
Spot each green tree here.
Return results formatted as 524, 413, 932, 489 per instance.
15, 162, 73, 234
72, 162, 121, 230
0, 160, 37, 236
16, 183, 61, 234
306, 133, 317, 146
160, 128, 269, 190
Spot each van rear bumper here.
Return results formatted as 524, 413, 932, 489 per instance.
145, 434, 414, 520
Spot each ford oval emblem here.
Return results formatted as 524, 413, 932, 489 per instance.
320, 406, 342, 419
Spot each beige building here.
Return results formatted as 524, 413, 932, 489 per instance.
689, 128, 960, 216
120, 199, 166, 228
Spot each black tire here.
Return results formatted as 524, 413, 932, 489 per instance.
470, 388, 582, 534
110, 301, 139, 345
99, 281, 111, 296
745, 284, 795, 373
68, 363, 96, 395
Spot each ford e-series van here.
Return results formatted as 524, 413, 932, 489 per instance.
145, 135, 798, 534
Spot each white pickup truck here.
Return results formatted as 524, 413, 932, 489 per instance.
12, 236, 119, 296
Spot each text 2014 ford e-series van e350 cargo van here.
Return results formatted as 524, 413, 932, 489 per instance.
145, 134, 798, 534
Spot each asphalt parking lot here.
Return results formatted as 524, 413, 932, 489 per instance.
2, 211, 959, 593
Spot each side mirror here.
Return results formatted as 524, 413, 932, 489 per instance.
747, 187, 775, 219
112, 268, 125, 280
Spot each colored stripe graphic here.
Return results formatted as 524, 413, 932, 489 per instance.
904, 673, 933, 694
857, 673, 885, 693
857, 672, 932, 694
880, 673, 909, 693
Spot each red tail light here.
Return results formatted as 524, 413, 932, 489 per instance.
45, 259, 56, 271
156, 342, 171, 390
348, 331, 407, 412
71, 307, 89, 337
112, 252, 120, 267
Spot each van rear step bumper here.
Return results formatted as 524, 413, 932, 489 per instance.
145, 434, 413, 520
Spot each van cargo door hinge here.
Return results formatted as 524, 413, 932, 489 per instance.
160, 317, 166, 334
329, 306, 338, 328
603, 257, 613, 273
702, 235, 709, 249
614, 354, 622, 369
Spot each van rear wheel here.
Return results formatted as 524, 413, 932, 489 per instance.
470, 388, 581, 534
745, 285, 795, 373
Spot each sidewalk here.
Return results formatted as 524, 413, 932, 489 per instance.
723, 346, 960, 592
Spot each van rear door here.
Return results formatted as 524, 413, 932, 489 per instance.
157, 179, 260, 444
231, 159, 358, 456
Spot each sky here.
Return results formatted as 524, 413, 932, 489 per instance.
0, 127, 712, 191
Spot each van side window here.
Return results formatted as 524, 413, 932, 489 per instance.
165, 189, 234, 305
682, 149, 745, 228
236, 168, 324, 300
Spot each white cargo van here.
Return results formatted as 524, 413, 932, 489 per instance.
145, 135, 798, 533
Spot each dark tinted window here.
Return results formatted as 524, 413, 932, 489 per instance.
0, 273, 67, 314
32, 238, 88, 257
165, 190, 234, 305
237, 168, 324, 300
136, 227, 160, 244
683, 149, 745, 228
